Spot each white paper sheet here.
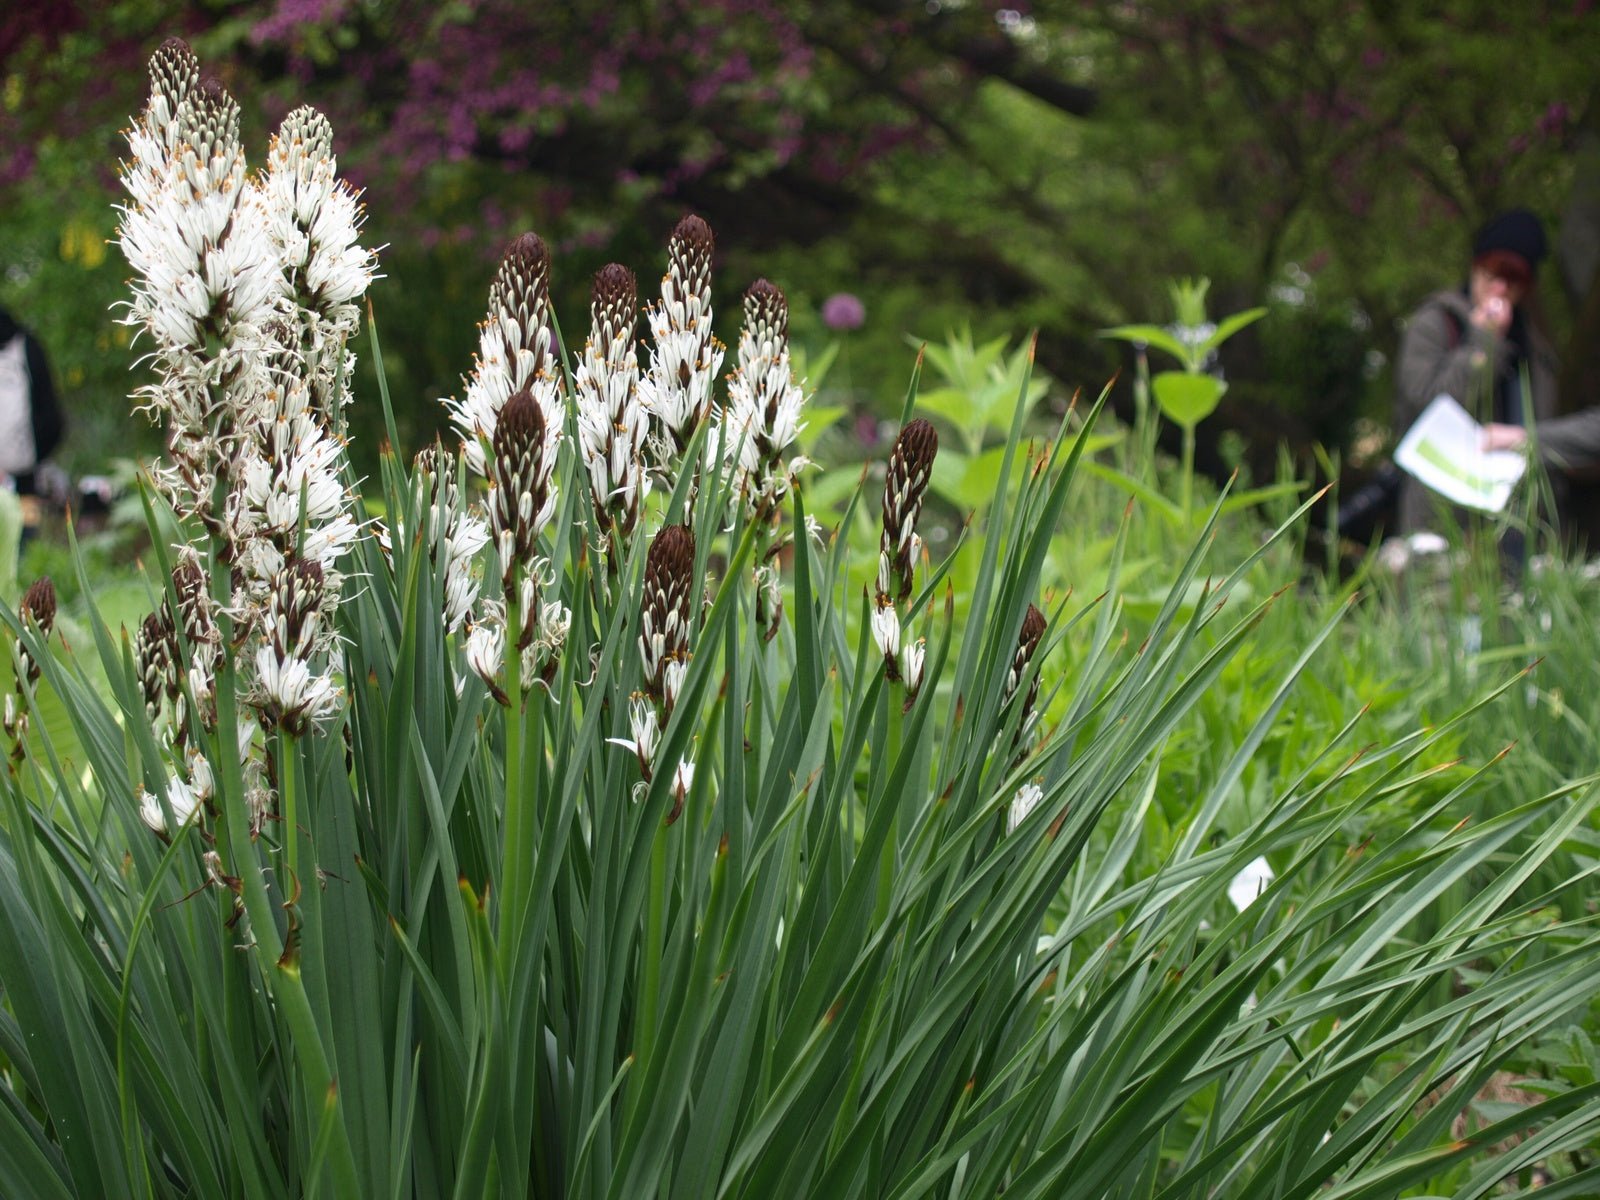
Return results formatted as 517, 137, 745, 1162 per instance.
1395, 394, 1526, 513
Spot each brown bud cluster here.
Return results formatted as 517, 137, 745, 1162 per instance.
148, 38, 200, 112
640, 524, 696, 707
7, 577, 57, 753
879, 418, 939, 603
266, 560, 327, 663
132, 558, 223, 746
743, 279, 788, 351
136, 612, 174, 721
15, 575, 56, 685
1007, 603, 1049, 754
1007, 604, 1047, 709
489, 388, 550, 587
592, 263, 638, 349
490, 233, 554, 380
579, 262, 646, 542
666, 216, 715, 315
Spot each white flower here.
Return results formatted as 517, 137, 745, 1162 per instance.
876, 551, 894, 600
870, 602, 901, 660
261, 107, 376, 313
639, 321, 723, 446
672, 760, 695, 800
441, 513, 490, 634
662, 658, 689, 712
1007, 782, 1044, 834
639, 216, 722, 456
575, 264, 649, 535
252, 643, 341, 736
902, 638, 926, 694
3, 694, 25, 742
538, 601, 571, 655
723, 280, 806, 510
139, 773, 204, 834
629, 695, 660, 769
465, 620, 505, 694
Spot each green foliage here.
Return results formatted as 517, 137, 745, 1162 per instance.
3, 310, 1599, 1194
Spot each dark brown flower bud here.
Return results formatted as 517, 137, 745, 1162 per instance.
667, 215, 715, 305
641, 524, 696, 703
592, 263, 638, 345
136, 612, 173, 719
12, 576, 57, 693
743, 279, 788, 346
269, 559, 327, 662
1007, 603, 1047, 704
1006, 603, 1049, 757
491, 233, 553, 377
167, 557, 219, 653
881, 418, 939, 601
148, 38, 200, 110
489, 387, 551, 575
20, 577, 56, 637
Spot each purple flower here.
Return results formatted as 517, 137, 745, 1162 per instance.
822, 292, 865, 331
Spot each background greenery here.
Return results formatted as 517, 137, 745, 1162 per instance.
4, 1, 1599, 483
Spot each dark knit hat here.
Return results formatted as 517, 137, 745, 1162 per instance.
1472, 209, 1548, 275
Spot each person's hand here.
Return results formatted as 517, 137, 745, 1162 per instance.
1471, 294, 1513, 335
1481, 423, 1527, 452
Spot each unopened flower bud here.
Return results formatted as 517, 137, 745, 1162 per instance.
1006, 604, 1049, 746
489, 387, 554, 581
881, 418, 938, 602
641, 524, 696, 701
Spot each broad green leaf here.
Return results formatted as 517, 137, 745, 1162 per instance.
1152, 370, 1226, 429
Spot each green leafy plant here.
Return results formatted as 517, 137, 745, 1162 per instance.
1102, 278, 1267, 520
1, 40, 1597, 1200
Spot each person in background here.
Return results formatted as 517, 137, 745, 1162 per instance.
1393, 209, 1560, 535
0, 305, 65, 496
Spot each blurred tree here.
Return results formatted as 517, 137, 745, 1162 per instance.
2, 0, 1596, 473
